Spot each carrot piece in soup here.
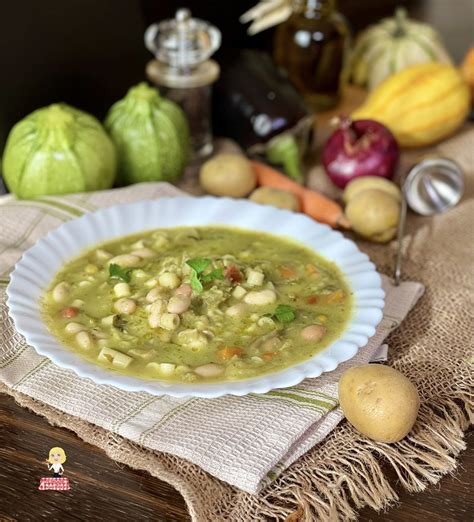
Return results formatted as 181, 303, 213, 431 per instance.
217, 347, 242, 360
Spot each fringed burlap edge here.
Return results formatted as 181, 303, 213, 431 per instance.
2, 375, 472, 521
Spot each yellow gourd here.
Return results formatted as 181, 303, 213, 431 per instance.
352, 63, 470, 147
460, 47, 474, 104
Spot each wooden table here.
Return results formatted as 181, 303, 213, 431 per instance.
1, 394, 472, 521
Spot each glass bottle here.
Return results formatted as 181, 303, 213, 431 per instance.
145, 9, 221, 160
274, 0, 349, 111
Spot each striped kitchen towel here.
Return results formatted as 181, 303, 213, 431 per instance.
0, 183, 424, 494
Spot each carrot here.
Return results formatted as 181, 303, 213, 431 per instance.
60, 307, 78, 319
251, 160, 305, 197
301, 191, 350, 229
306, 295, 319, 304
279, 265, 297, 279
251, 160, 350, 229
262, 352, 277, 361
217, 347, 242, 360
320, 289, 345, 304
305, 264, 318, 275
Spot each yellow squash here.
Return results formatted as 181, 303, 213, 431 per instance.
460, 47, 474, 104
352, 63, 470, 147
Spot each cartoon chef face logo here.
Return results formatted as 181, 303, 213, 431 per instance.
48, 447, 67, 464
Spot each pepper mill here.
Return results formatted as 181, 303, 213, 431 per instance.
145, 8, 221, 160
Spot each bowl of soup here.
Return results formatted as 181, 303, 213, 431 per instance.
6, 197, 384, 397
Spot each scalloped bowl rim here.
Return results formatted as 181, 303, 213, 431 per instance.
6, 196, 384, 398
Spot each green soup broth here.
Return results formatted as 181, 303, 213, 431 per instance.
42, 226, 352, 383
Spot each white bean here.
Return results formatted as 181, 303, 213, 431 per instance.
109, 254, 141, 267
113, 298, 137, 315
75, 331, 93, 350
158, 363, 176, 376
194, 363, 224, 378
130, 239, 145, 249
167, 295, 191, 314
160, 313, 180, 331
175, 283, 192, 297
114, 282, 131, 298
301, 325, 327, 342
176, 364, 191, 374
159, 272, 181, 289
95, 249, 112, 261
65, 322, 85, 335
244, 289, 277, 306
52, 282, 70, 303
146, 287, 162, 303
144, 277, 159, 288
85, 264, 98, 274
225, 303, 248, 318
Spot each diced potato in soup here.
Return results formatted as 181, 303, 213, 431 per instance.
42, 226, 352, 383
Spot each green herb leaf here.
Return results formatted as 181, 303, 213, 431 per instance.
189, 269, 203, 294
201, 268, 224, 283
186, 257, 211, 274
109, 263, 133, 283
273, 304, 296, 323
186, 259, 225, 293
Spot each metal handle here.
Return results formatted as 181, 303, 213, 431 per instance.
394, 195, 407, 286
144, 23, 159, 55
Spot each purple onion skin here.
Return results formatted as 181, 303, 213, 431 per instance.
322, 119, 400, 189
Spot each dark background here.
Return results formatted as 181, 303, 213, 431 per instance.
0, 0, 472, 156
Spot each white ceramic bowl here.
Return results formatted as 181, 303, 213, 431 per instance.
7, 197, 384, 398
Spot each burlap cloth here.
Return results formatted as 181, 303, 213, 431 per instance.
1, 127, 473, 520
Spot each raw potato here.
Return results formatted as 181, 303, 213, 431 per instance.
249, 187, 300, 211
345, 189, 400, 243
200, 154, 256, 197
339, 364, 420, 443
343, 176, 401, 204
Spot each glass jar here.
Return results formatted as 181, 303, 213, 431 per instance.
145, 9, 221, 159
274, 0, 350, 112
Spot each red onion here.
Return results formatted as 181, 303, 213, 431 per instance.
322, 118, 399, 189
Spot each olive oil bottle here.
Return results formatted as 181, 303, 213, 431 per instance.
274, 0, 349, 111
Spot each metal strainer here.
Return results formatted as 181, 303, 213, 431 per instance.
394, 158, 464, 285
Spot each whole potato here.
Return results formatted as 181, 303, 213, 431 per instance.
343, 176, 401, 204
339, 364, 420, 443
249, 187, 300, 211
345, 189, 400, 242
200, 154, 256, 198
